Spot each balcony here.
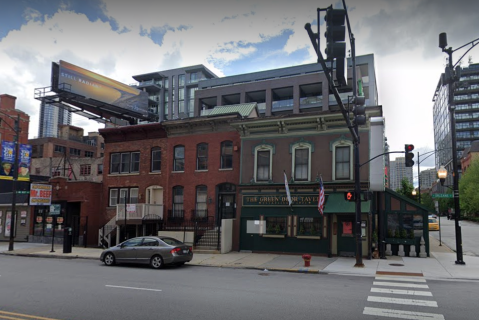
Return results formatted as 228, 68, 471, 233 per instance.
300, 95, 322, 109
272, 99, 294, 111
132, 80, 162, 91
116, 203, 163, 221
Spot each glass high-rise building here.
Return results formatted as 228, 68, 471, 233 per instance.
38, 101, 71, 138
433, 62, 479, 186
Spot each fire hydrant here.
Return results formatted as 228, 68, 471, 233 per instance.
302, 254, 311, 267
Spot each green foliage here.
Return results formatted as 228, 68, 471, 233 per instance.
459, 159, 479, 215
396, 177, 415, 201
400, 229, 408, 239
274, 224, 281, 234
394, 228, 400, 238
409, 229, 415, 239
267, 224, 275, 234
299, 225, 305, 235
387, 229, 394, 238
420, 193, 436, 212
372, 231, 378, 243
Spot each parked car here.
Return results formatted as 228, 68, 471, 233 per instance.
428, 218, 440, 231
100, 236, 193, 269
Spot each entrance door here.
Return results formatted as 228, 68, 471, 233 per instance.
219, 194, 235, 220
240, 218, 254, 251
337, 216, 356, 257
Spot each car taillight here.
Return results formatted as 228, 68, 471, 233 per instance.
170, 247, 181, 254
189, 247, 193, 252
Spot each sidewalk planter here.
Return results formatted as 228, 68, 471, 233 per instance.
302, 254, 311, 267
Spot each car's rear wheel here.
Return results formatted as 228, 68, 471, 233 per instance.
104, 252, 115, 266
150, 255, 164, 269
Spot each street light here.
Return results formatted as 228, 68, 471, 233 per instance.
412, 189, 417, 197
0, 111, 20, 252
437, 165, 447, 186
437, 32, 479, 265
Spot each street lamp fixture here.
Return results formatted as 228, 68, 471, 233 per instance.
412, 189, 417, 196
437, 165, 447, 186
0, 111, 20, 252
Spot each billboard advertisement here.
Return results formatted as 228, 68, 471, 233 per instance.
30, 184, 53, 206
1, 141, 31, 181
56, 60, 148, 115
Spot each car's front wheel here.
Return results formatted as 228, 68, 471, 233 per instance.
150, 255, 164, 269
103, 252, 116, 266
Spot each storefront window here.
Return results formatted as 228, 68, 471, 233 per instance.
387, 213, 399, 237
298, 217, 321, 236
265, 217, 287, 235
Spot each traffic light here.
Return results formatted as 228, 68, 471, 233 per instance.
353, 96, 366, 126
405, 144, 415, 167
324, 8, 347, 86
344, 191, 355, 202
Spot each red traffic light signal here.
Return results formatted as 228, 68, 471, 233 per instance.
405, 144, 415, 167
344, 191, 355, 202
405, 144, 414, 152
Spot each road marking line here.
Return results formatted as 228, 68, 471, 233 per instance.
373, 281, 429, 289
0, 310, 60, 320
368, 296, 438, 307
363, 307, 445, 320
375, 276, 427, 283
371, 288, 433, 296
105, 285, 162, 292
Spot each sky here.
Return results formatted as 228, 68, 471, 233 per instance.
1, 0, 479, 179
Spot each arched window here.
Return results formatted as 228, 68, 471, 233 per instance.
331, 140, 353, 180
172, 186, 184, 219
151, 147, 161, 172
195, 185, 208, 220
291, 142, 313, 182
254, 144, 273, 182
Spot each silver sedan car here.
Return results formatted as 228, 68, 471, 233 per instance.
100, 236, 193, 269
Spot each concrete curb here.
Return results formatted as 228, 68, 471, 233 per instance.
0, 252, 99, 260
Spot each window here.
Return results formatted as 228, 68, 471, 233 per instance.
298, 217, 321, 236
109, 187, 139, 206
220, 141, 233, 169
110, 152, 140, 174
291, 141, 313, 182
294, 149, 308, 181
172, 186, 184, 218
179, 74, 185, 86
266, 217, 287, 235
97, 164, 103, 175
195, 186, 207, 220
254, 144, 273, 182
173, 146, 185, 171
196, 143, 208, 170
70, 148, 81, 156
54, 145, 66, 153
151, 147, 161, 172
331, 139, 353, 180
85, 151, 94, 158
80, 164, 91, 175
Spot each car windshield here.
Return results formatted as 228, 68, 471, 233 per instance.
429, 218, 436, 223
160, 237, 185, 246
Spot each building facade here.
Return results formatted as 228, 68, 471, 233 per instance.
389, 157, 413, 191
433, 62, 479, 185
419, 168, 437, 190
38, 101, 71, 138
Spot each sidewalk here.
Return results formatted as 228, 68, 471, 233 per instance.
2, 236, 478, 281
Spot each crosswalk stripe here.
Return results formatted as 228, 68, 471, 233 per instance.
375, 276, 427, 283
373, 281, 429, 289
363, 307, 445, 320
367, 296, 438, 307
371, 288, 433, 296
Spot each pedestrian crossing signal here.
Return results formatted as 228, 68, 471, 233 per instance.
344, 191, 355, 202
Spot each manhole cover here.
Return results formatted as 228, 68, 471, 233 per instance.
258, 273, 270, 276
389, 263, 404, 267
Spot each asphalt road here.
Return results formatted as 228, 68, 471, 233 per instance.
429, 217, 479, 256
0, 255, 478, 320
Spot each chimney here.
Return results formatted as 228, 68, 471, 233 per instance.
0, 94, 17, 111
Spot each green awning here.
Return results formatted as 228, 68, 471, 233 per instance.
323, 193, 370, 214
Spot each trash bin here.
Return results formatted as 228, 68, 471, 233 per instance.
63, 227, 73, 253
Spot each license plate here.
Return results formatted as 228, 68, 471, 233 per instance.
183, 250, 188, 254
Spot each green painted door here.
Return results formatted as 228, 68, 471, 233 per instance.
240, 218, 254, 251
337, 216, 356, 257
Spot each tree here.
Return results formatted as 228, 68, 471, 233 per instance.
396, 177, 415, 201
420, 193, 436, 212
459, 158, 479, 216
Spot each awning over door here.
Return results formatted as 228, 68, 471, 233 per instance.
323, 193, 370, 214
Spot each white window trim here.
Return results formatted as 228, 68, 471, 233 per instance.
332, 140, 353, 181
254, 145, 273, 183
291, 143, 312, 182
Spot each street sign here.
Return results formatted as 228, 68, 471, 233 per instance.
432, 194, 453, 198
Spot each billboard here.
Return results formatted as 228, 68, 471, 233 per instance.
30, 184, 53, 206
55, 60, 148, 115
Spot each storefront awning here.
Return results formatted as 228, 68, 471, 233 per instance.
323, 193, 370, 214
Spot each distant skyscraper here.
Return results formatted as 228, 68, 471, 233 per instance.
38, 101, 71, 138
389, 157, 413, 191
419, 168, 437, 189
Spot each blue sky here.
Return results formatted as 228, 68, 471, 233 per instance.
1, 0, 479, 177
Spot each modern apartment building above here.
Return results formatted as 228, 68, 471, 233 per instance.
131, 65, 218, 122
194, 54, 378, 118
